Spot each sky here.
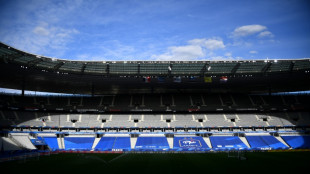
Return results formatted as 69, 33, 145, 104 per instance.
0, 0, 310, 61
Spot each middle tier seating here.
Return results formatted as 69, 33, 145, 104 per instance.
4, 112, 309, 128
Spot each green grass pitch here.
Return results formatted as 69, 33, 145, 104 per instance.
1, 152, 310, 174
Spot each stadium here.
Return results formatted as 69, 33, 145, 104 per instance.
0, 41, 310, 172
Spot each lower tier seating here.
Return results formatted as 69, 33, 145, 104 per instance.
210, 136, 248, 150
281, 136, 310, 149
246, 136, 288, 150
64, 137, 95, 150
2, 133, 310, 152
173, 136, 210, 150
135, 137, 170, 150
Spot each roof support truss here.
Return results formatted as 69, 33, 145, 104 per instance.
289, 61, 295, 72
53, 62, 64, 71
81, 63, 86, 74
231, 63, 241, 74
6, 53, 23, 62
262, 62, 272, 73
27, 58, 43, 67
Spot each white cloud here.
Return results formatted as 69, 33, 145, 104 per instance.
0, 1, 81, 58
203, 56, 241, 61
151, 45, 203, 61
189, 38, 225, 50
73, 40, 142, 61
232, 24, 268, 37
170, 45, 204, 58
33, 26, 50, 36
100, 40, 137, 59
231, 25, 275, 48
225, 52, 232, 57
249, 50, 258, 54
152, 38, 225, 61
4, 22, 79, 58
258, 31, 274, 38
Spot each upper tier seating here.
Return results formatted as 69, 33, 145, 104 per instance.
1, 93, 309, 112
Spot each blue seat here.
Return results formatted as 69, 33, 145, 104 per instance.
64, 137, 95, 150
113, 137, 131, 150
246, 136, 287, 150
95, 137, 131, 151
95, 137, 115, 151
210, 136, 247, 150
281, 136, 310, 149
42, 137, 59, 151
135, 137, 169, 150
173, 136, 210, 150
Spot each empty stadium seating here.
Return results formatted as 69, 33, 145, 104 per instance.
1, 94, 310, 153
2, 132, 310, 152
1, 111, 309, 129
281, 135, 310, 149
95, 137, 115, 151
1, 42, 310, 159
135, 136, 170, 151
210, 136, 248, 150
246, 135, 288, 150
173, 136, 210, 150
112, 137, 131, 150
94, 136, 131, 151
0, 136, 21, 151
42, 137, 59, 151
64, 137, 95, 150
1, 93, 309, 112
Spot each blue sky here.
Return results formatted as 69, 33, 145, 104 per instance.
0, 0, 309, 61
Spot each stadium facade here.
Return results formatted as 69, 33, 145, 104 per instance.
0, 42, 310, 159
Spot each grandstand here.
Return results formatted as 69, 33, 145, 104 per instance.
0, 42, 310, 162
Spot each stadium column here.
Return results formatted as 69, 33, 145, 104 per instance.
168, 63, 172, 77
91, 82, 95, 97
21, 79, 25, 97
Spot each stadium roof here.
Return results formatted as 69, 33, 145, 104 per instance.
0, 42, 310, 94
1, 42, 310, 76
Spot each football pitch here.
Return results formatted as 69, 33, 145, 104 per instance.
1, 151, 310, 174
